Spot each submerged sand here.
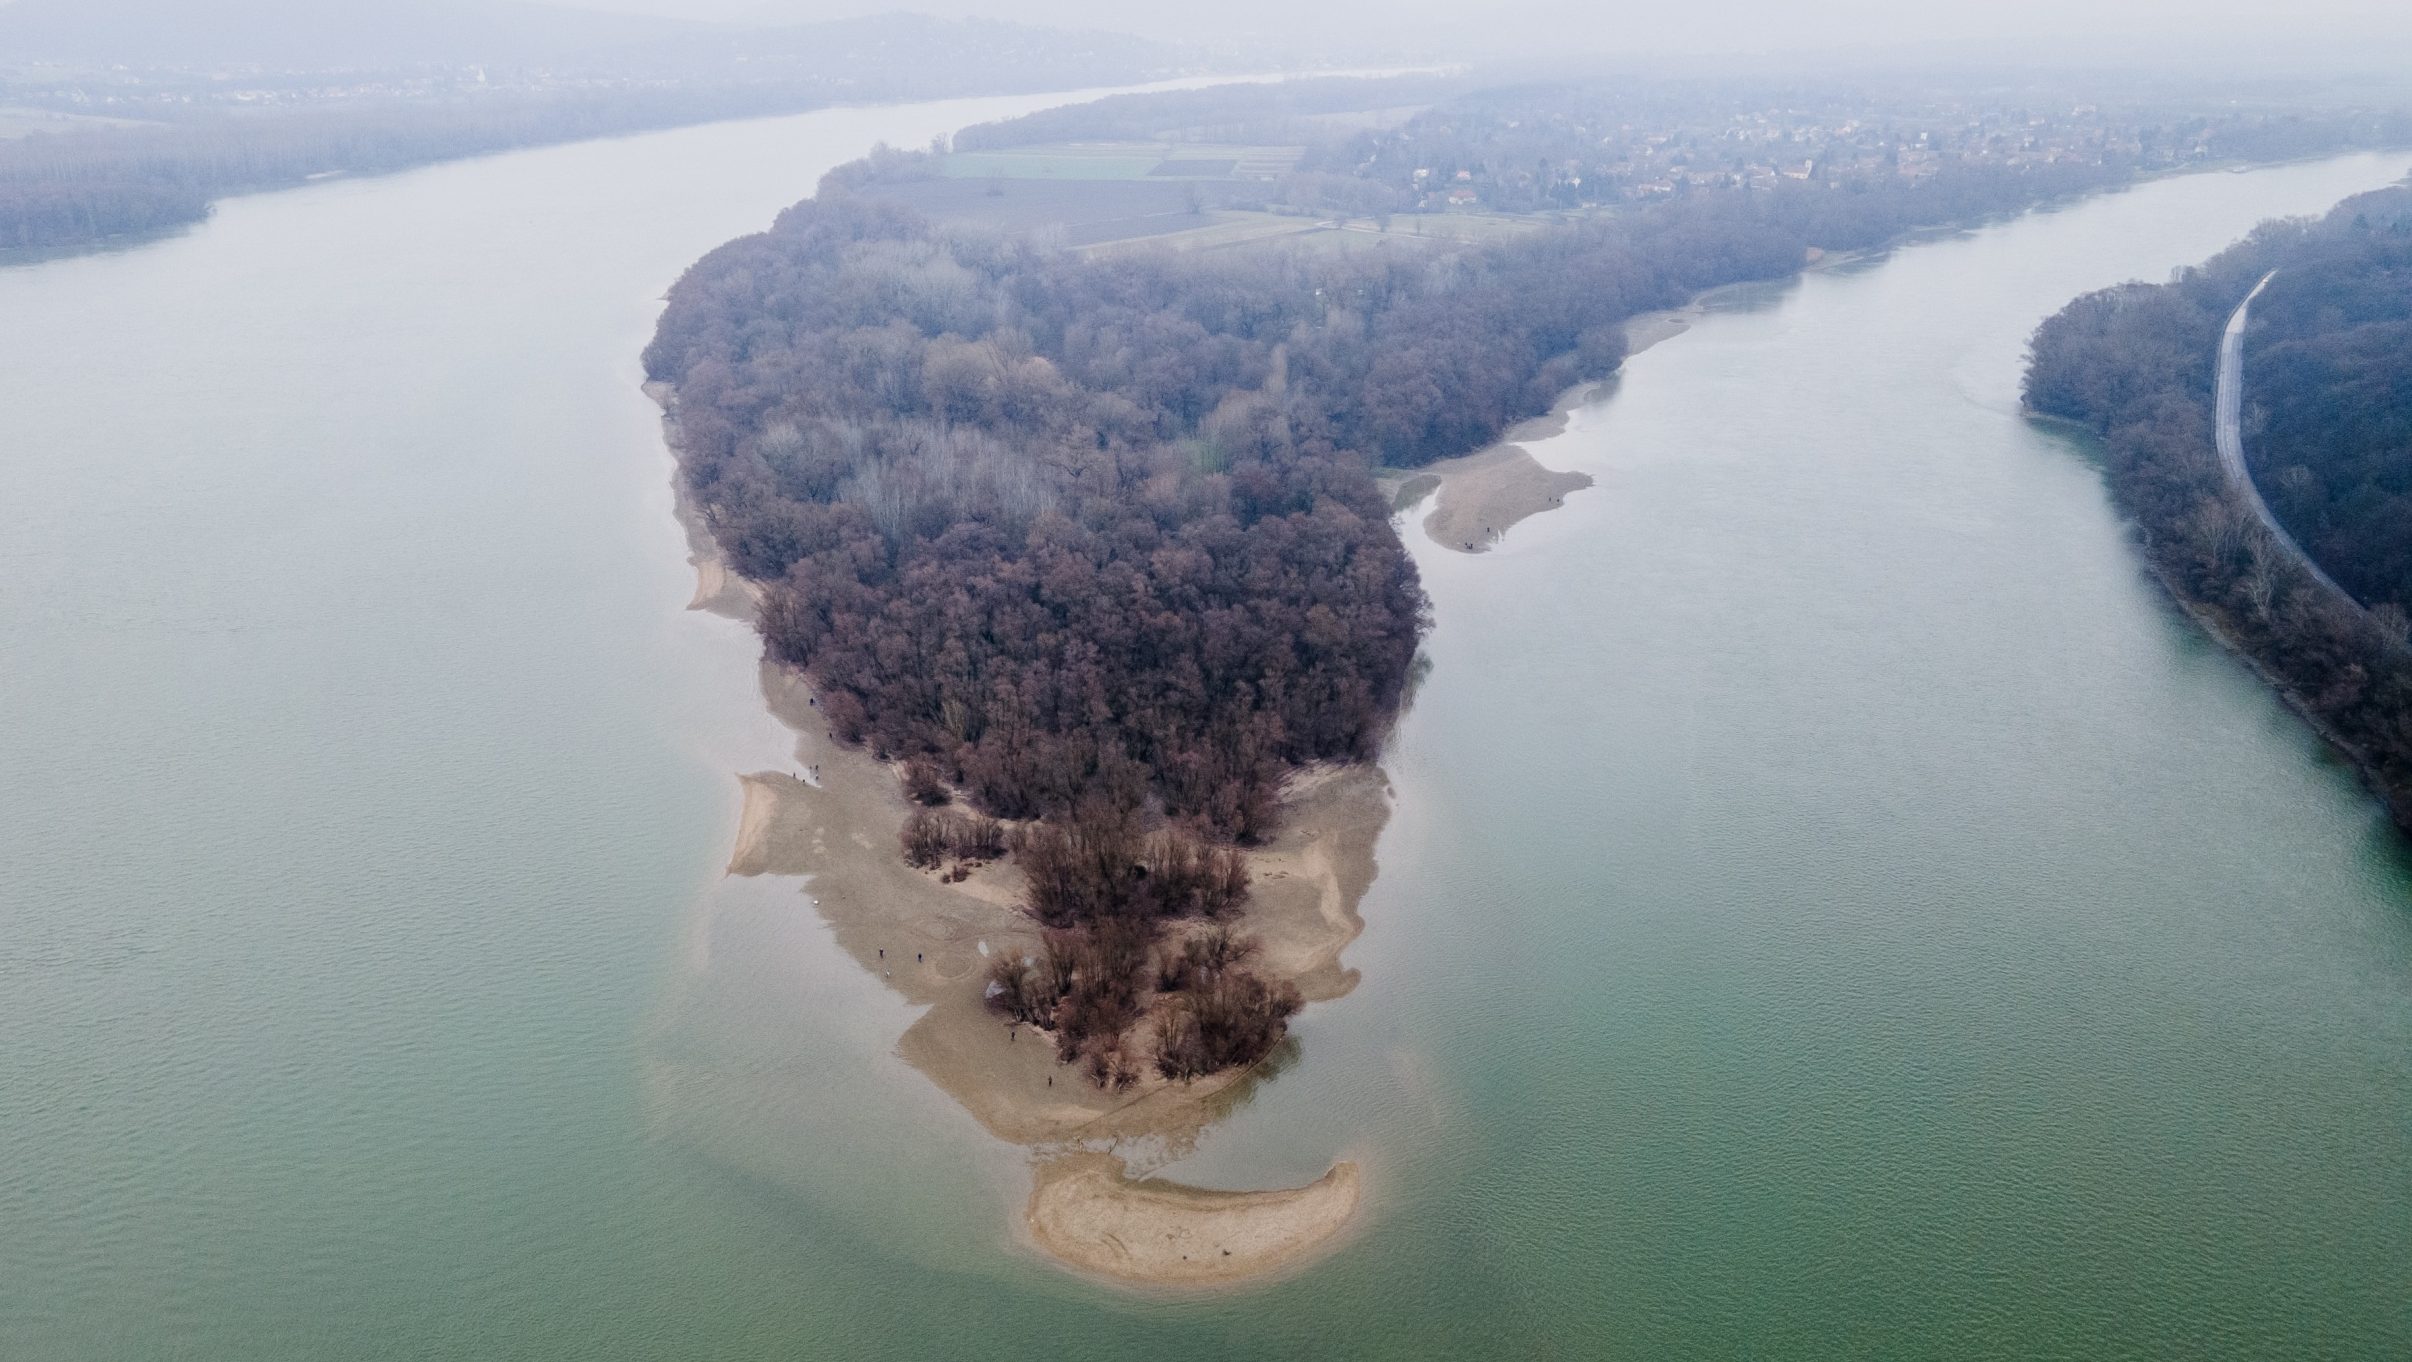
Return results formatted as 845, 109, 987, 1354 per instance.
1027, 1154, 1364, 1288
655, 384, 1389, 1286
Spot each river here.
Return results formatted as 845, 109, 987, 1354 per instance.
1, 86, 2406, 1357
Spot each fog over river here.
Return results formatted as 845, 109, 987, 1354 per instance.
1, 83, 2406, 1358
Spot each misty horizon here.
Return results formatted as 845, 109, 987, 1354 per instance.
1, 0, 2410, 74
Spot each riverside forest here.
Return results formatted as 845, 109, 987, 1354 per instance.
645, 74, 2412, 1087
2025, 185, 2412, 828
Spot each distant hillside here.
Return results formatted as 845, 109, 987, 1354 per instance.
0, 0, 691, 70
0, 0, 1186, 80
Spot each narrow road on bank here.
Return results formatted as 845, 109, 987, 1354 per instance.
2217, 270, 2355, 603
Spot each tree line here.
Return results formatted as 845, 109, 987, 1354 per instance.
0, 90, 894, 253
2023, 186, 2412, 829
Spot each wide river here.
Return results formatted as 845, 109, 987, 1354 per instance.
2, 86, 2407, 1356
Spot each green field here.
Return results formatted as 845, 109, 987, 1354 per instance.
941, 141, 1304, 182
894, 139, 1580, 257
0, 107, 154, 140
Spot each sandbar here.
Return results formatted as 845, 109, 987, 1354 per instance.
1402, 302, 1698, 554
1026, 1153, 1364, 1288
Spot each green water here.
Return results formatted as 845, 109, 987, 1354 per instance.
2, 91, 2408, 1356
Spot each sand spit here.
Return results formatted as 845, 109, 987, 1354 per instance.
1417, 441, 1592, 553
1027, 1154, 1364, 1288
651, 382, 1388, 1285
1401, 303, 1699, 554
717, 659, 1391, 1157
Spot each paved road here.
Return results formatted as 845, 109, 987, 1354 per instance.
2216, 270, 2355, 602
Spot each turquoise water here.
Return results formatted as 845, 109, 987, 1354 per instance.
2, 95, 2407, 1358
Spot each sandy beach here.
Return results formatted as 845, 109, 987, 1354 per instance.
1399, 302, 1701, 554
654, 385, 1390, 1286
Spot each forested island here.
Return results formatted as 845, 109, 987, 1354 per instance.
640, 76, 2412, 1091
2025, 185, 2412, 827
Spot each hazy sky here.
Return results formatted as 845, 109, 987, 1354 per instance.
547, 0, 2412, 63
2, 0, 2407, 70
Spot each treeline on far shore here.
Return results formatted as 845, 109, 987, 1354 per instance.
0, 15, 1189, 256
0, 92, 814, 252
2024, 185, 2412, 827
645, 133, 2255, 1085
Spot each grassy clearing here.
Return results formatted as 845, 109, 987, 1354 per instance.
0, 107, 154, 140
943, 150, 1163, 180
868, 176, 1216, 245
939, 141, 1305, 183
1081, 211, 1516, 260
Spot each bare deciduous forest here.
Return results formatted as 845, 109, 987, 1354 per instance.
2025, 185, 2412, 827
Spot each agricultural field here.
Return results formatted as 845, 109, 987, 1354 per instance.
859, 174, 1219, 246
0, 106, 153, 139
939, 140, 1305, 182
870, 137, 1595, 255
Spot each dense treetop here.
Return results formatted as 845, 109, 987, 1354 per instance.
2243, 206, 2412, 613
2024, 186, 2412, 826
655, 135, 2374, 842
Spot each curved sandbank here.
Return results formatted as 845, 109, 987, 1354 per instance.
1026, 1154, 1364, 1288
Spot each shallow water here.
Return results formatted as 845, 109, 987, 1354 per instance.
2, 96, 2408, 1358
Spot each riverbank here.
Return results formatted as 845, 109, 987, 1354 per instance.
1390, 299, 1703, 553
2135, 551, 2412, 830
2021, 197, 2412, 837
653, 383, 1390, 1286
